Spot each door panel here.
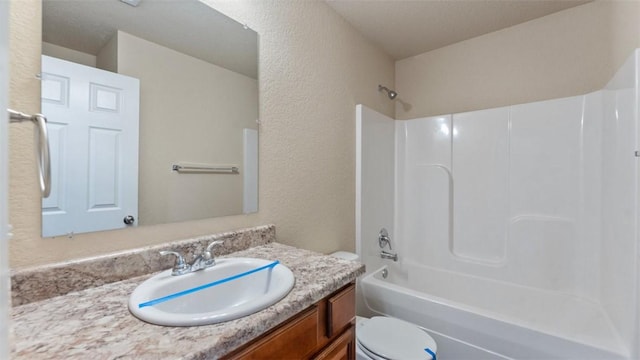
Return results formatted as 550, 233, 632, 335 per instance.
42, 122, 68, 213
41, 55, 139, 237
88, 128, 120, 208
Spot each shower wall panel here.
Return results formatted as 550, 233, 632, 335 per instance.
452, 108, 509, 264
508, 96, 585, 294
397, 94, 604, 297
356, 105, 395, 265
395, 115, 452, 267
600, 50, 638, 348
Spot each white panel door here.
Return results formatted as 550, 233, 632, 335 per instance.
41, 55, 139, 237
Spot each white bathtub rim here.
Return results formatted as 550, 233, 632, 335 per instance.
363, 264, 611, 329
401, 257, 606, 307
360, 265, 629, 358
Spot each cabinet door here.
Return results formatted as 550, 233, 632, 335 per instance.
226, 306, 319, 360
327, 284, 355, 337
313, 326, 355, 360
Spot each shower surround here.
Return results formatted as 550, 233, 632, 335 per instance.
356, 49, 640, 358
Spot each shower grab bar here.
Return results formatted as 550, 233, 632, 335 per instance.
8, 109, 51, 198
172, 163, 239, 174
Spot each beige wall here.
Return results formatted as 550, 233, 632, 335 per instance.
41, 42, 96, 67
396, 1, 640, 119
9, 0, 43, 268
96, 34, 117, 73
8, 0, 395, 268
116, 31, 257, 225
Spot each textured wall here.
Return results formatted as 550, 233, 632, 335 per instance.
9, 0, 44, 267
8, 0, 394, 268
1, 0, 10, 356
395, 1, 640, 119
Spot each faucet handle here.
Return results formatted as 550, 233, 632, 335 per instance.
189, 240, 225, 272
201, 240, 224, 265
206, 240, 225, 253
159, 250, 191, 276
378, 228, 392, 250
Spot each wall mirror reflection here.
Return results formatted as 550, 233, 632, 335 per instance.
40, 0, 259, 237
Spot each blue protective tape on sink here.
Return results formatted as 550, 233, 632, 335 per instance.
425, 347, 436, 360
138, 260, 280, 308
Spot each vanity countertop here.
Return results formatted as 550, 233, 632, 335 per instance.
10, 242, 365, 359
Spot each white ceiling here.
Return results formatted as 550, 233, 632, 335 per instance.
43, 0, 258, 79
325, 0, 591, 60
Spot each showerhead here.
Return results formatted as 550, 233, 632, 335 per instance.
378, 85, 398, 100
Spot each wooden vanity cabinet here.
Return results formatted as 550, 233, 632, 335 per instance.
223, 283, 356, 360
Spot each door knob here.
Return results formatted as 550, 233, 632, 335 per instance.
123, 215, 135, 225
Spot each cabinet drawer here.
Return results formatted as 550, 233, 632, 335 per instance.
313, 326, 355, 360
228, 306, 319, 360
327, 284, 355, 338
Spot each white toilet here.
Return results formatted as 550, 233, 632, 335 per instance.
330, 252, 438, 360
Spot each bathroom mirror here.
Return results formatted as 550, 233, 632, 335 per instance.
40, 0, 258, 237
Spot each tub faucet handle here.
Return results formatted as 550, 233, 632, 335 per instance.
378, 228, 392, 250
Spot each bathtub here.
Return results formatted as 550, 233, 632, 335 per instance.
359, 265, 629, 359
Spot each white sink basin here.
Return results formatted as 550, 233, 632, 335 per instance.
128, 257, 295, 326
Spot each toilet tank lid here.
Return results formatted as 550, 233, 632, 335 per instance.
330, 251, 359, 261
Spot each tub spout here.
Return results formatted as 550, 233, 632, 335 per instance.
381, 250, 398, 262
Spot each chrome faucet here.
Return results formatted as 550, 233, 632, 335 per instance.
160, 240, 224, 276
190, 240, 224, 272
378, 228, 398, 262
380, 250, 398, 262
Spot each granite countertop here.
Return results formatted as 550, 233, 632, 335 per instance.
11, 242, 365, 359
